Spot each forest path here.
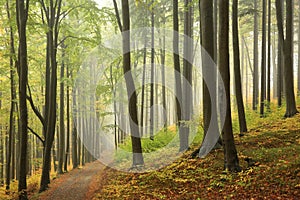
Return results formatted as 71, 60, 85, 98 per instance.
38, 161, 105, 200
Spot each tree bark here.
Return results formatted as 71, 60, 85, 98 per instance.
150, 0, 155, 140
219, 0, 241, 172
72, 88, 78, 169
121, 0, 144, 167
232, 0, 248, 133
64, 65, 70, 172
275, 0, 298, 117
260, 0, 267, 116
267, 0, 271, 107
253, 0, 259, 111
40, 0, 63, 191
58, 42, 65, 174
17, 0, 29, 198
6, 0, 17, 190
173, 0, 183, 150
181, 0, 193, 152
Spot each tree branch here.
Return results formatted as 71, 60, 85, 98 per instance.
112, 0, 123, 32
27, 84, 45, 128
39, 0, 49, 23
28, 127, 45, 145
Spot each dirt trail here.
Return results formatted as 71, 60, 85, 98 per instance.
38, 161, 104, 200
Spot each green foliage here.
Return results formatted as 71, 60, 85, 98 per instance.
115, 127, 177, 156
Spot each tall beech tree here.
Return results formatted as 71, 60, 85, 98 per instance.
219, 0, 241, 172
173, 0, 183, 150
39, 0, 63, 192
275, 0, 298, 117
16, 0, 30, 198
113, 0, 144, 167
6, 0, 17, 190
198, 0, 222, 155
260, 0, 267, 116
232, 0, 247, 133
253, 0, 259, 111
181, 0, 193, 152
267, 0, 271, 107
150, 0, 155, 140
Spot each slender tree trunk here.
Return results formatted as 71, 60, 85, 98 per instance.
213, 0, 218, 63
58, 42, 65, 174
17, 0, 29, 198
150, 0, 155, 140
173, 0, 183, 151
110, 65, 118, 149
232, 0, 247, 133
275, 0, 298, 117
219, 0, 241, 172
253, 0, 259, 111
272, 34, 277, 99
277, 32, 283, 107
267, 0, 271, 108
64, 65, 70, 172
160, 12, 167, 130
140, 39, 147, 137
121, 0, 144, 167
40, 0, 62, 191
72, 89, 78, 169
260, 0, 267, 116
6, 0, 17, 189
181, 0, 193, 152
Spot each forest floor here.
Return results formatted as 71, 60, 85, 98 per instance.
91, 106, 300, 200
35, 161, 105, 200
1, 105, 300, 200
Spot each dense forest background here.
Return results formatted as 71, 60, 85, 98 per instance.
0, 0, 299, 199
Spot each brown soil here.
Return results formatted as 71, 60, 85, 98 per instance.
38, 161, 105, 200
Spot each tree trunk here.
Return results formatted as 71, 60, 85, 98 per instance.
140, 39, 147, 137
72, 89, 78, 169
272, 34, 277, 99
267, 0, 271, 107
40, 0, 62, 191
275, 0, 298, 117
219, 0, 241, 172
150, 0, 155, 140
17, 0, 29, 198
173, 0, 183, 151
58, 42, 65, 174
260, 0, 267, 116
6, 0, 17, 190
181, 0, 193, 152
121, 0, 144, 167
213, 0, 218, 63
160, 12, 167, 131
253, 0, 259, 111
277, 33, 283, 107
64, 65, 70, 172
232, 0, 247, 133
